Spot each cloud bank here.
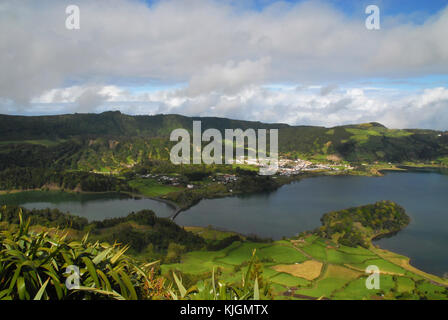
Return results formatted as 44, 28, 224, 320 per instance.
1, 0, 448, 129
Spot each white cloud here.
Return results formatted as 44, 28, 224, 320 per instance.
1, 0, 448, 129
184, 58, 270, 97
31, 83, 448, 130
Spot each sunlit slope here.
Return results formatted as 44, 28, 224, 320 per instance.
162, 235, 448, 300
0, 112, 447, 170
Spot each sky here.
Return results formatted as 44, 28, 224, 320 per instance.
1, 0, 448, 130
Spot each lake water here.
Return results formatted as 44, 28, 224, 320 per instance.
1, 171, 447, 276
0, 191, 175, 220
176, 171, 448, 276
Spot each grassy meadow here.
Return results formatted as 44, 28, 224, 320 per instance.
128, 178, 181, 197
162, 231, 448, 300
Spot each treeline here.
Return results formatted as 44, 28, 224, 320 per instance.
233, 169, 279, 193
0, 206, 205, 257
0, 140, 82, 171
133, 160, 256, 176
0, 205, 89, 230
0, 167, 132, 192
163, 169, 280, 209
90, 210, 205, 254
0, 136, 172, 172
315, 201, 410, 248
0, 205, 256, 262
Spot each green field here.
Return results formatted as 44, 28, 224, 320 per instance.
128, 178, 181, 197
184, 226, 240, 240
162, 235, 448, 300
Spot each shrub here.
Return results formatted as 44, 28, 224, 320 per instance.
0, 208, 166, 300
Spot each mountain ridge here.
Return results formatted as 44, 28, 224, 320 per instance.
0, 111, 447, 166
0, 110, 435, 134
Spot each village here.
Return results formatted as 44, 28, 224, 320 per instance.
232, 156, 354, 176
275, 158, 354, 176
137, 157, 354, 189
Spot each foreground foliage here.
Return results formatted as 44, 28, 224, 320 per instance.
0, 208, 268, 300
0, 208, 161, 300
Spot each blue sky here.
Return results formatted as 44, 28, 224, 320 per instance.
143, 0, 448, 20
252, 0, 448, 16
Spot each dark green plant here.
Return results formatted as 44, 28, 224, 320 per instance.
0, 207, 161, 300
170, 249, 271, 300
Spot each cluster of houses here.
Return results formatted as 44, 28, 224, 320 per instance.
277, 159, 354, 176
231, 157, 354, 176
213, 174, 238, 184
230, 156, 354, 176
139, 174, 182, 186
138, 173, 239, 189
137, 157, 353, 183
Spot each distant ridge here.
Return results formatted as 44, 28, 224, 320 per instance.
0, 111, 447, 164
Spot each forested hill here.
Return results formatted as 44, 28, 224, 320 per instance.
0, 111, 287, 140
0, 111, 447, 165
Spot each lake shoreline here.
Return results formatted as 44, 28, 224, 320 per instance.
2, 167, 448, 278
170, 164, 448, 220
1, 163, 446, 223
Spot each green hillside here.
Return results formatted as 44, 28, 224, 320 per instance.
0, 112, 447, 173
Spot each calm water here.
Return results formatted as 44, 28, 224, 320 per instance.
0, 191, 175, 220
1, 171, 447, 276
176, 172, 448, 276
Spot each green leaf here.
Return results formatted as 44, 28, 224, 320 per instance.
172, 272, 186, 298
34, 278, 50, 300
92, 247, 112, 265
253, 277, 259, 300
211, 267, 217, 300
75, 286, 125, 300
118, 270, 138, 300
17, 277, 27, 300
110, 245, 129, 264
82, 257, 100, 288
96, 269, 112, 292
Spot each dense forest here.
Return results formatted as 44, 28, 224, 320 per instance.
315, 201, 410, 248
0, 168, 132, 192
